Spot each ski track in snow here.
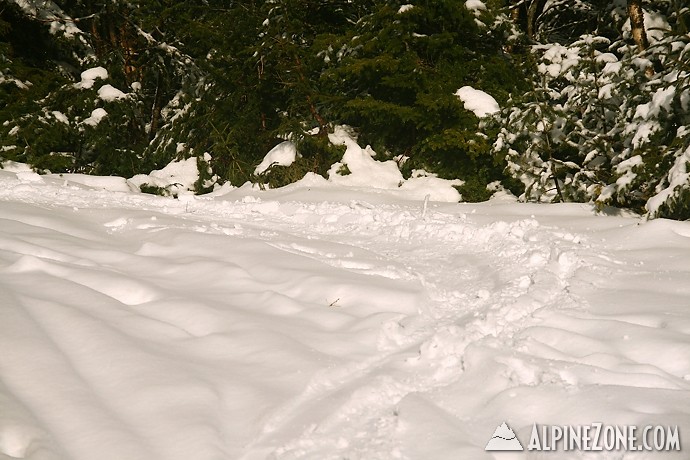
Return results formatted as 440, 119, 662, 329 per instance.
1, 171, 689, 459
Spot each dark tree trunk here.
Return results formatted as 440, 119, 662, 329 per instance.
527, 0, 547, 40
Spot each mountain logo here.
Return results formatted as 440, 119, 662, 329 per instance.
485, 422, 524, 451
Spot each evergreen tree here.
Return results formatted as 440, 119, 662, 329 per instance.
0, 0, 198, 177
494, 0, 690, 218
322, 0, 528, 200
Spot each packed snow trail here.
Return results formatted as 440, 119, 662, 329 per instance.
0, 168, 689, 459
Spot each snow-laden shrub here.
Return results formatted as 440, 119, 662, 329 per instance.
494, 14, 690, 219
0, 0, 200, 178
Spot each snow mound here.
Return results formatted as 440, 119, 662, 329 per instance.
128, 156, 204, 195
399, 170, 463, 202
327, 127, 404, 189
455, 86, 500, 117
325, 126, 461, 202
245, 126, 463, 202
254, 141, 298, 175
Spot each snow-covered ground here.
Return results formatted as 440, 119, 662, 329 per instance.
1, 164, 689, 459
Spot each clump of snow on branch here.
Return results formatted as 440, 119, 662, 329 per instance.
74, 67, 108, 90
455, 86, 500, 118
254, 141, 299, 175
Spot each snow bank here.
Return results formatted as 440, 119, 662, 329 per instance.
52, 174, 132, 192
252, 127, 462, 202
455, 86, 500, 117
326, 126, 462, 201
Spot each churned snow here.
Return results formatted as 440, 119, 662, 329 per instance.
455, 86, 500, 117
0, 155, 689, 459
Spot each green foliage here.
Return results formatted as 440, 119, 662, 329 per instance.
320, 0, 527, 194
204, 122, 257, 186
0, 0, 198, 178
138, 183, 170, 196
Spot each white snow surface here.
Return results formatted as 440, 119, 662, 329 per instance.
455, 86, 500, 117
1, 164, 689, 460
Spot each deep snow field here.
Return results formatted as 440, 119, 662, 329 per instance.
1, 159, 689, 459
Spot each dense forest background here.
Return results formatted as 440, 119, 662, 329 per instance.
1, 0, 688, 218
